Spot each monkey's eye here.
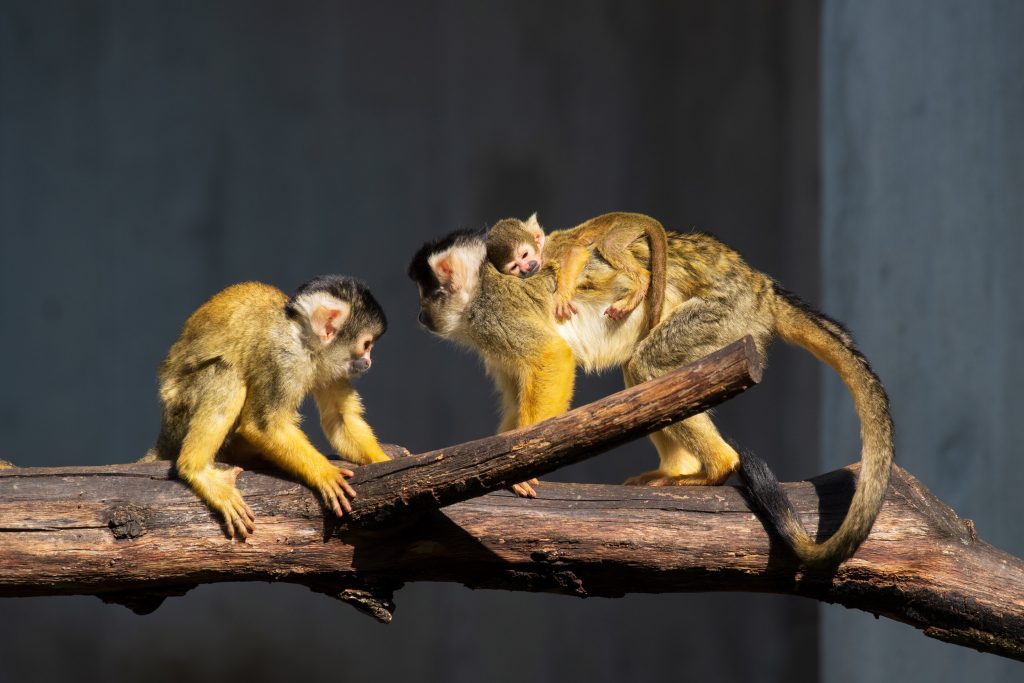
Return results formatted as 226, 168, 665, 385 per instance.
521, 250, 530, 259
355, 333, 374, 356
507, 263, 519, 274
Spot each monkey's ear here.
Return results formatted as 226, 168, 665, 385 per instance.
292, 292, 351, 344
310, 302, 351, 343
525, 212, 545, 251
428, 242, 485, 294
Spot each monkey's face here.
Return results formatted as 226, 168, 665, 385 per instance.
486, 216, 546, 280
501, 241, 540, 278
408, 230, 487, 338
287, 275, 387, 379
340, 329, 378, 376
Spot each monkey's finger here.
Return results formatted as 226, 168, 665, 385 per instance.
335, 472, 358, 499
323, 485, 352, 517
322, 487, 343, 516
528, 478, 539, 486
330, 481, 354, 514
337, 467, 356, 478
568, 301, 578, 314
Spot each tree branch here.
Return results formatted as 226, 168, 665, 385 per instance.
1, 336, 1020, 661
343, 335, 762, 525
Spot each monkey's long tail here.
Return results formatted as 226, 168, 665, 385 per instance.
641, 221, 667, 336
739, 286, 894, 567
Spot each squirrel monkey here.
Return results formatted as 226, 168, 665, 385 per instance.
485, 212, 667, 331
409, 218, 893, 567
143, 276, 391, 539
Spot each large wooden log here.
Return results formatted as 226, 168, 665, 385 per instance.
1, 460, 1020, 660
1, 335, 1021, 660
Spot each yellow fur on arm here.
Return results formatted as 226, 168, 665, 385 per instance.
514, 339, 576, 427
314, 380, 390, 464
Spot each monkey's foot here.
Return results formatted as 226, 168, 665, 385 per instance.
604, 298, 639, 321
511, 478, 540, 498
623, 470, 721, 487
196, 466, 256, 540
314, 465, 358, 517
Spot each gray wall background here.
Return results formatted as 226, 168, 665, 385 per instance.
0, 3, 821, 682
1, 1, 1019, 681
821, 1, 1023, 681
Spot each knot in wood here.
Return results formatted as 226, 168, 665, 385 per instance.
108, 505, 146, 539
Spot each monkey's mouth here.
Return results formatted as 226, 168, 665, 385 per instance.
348, 358, 371, 374
518, 262, 539, 278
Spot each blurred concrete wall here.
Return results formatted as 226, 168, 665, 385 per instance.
0, 2, 821, 681
822, 1, 1024, 680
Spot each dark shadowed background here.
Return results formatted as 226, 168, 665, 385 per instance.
0, 2, 1020, 682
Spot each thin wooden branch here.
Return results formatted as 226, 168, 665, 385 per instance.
343, 335, 762, 525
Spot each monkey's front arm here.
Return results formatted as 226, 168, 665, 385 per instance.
313, 380, 391, 465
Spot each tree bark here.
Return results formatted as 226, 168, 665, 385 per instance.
1, 336, 1021, 661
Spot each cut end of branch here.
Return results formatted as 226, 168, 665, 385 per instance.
738, 334, 763, 383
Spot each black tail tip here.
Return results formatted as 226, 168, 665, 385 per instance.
737, 449, 799, 541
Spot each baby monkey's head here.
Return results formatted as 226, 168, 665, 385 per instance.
286, 275, 387, 378
485, 213, 546, 278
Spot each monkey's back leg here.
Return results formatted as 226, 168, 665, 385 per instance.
622, 294, 769, 486
596, 229, 650, 320
168, 363, 255, 539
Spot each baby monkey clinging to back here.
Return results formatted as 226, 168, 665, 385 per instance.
485, 212, 667, 333
143, 276, 391, 539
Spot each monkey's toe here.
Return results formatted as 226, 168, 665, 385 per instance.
604, 301, 637, 321
510, 479, 539, 498
221, 497, 256, 541
623, 471, 722, 487
623, 471, 665, 486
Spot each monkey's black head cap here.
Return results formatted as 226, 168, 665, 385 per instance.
288, 275, 387, 338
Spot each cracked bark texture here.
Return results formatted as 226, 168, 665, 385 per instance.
1, 459, 1021, 660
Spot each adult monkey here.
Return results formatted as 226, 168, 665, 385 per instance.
408, 215, 893, 566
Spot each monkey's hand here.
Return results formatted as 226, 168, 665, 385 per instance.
553, 294, 579, 321
510, 478, 540, 498
188, 465, 256, 540
313, 464, 358, 517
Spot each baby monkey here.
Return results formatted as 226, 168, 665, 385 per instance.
142, 276, 391, 539
485, 212, 667, 331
